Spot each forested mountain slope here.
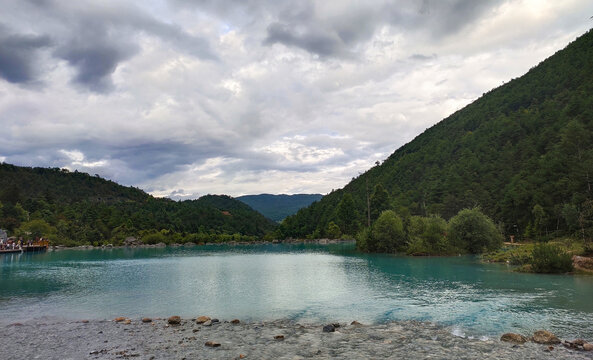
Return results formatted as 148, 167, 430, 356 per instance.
279, 29, 593, 240
0, 164, 276, 244
236, 194, 323, 222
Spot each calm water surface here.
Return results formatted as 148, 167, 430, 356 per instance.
1, 243, 592, 338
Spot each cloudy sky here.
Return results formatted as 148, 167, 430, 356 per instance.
0, 0, 592, 199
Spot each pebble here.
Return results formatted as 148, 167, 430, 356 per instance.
142, 318, 152, 323
323, 324, 335, 333
205, 341, 221, 347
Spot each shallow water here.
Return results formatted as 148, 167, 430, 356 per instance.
1, 243, 592, 338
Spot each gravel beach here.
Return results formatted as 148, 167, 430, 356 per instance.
3, 317, 593, 360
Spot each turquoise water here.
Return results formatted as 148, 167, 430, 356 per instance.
1, 243, 592, 338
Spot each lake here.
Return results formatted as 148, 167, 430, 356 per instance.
1, 243, 592, 339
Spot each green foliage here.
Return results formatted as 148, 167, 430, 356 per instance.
370, 210, 405, 252
280, 30, 593, 243
370, 184, 390, 222
448, 208, 503, 254
530, 243, 574, 273
0, 164, 276, 246
17, 219, 57, 240
355, 227, 370, 251
326, 221, 341, 239
337, 193, 358, 236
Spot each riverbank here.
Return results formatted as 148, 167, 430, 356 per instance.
2, 317, 592, 359
47, 238, 355, 251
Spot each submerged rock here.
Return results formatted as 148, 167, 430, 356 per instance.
322, 324, 335, 333
532, 330, 561, 344
500, 333, 528, 344
274, 335, 285, 340
167, 316, 181, 325
350, 321, 363, 326
231, 319, 241, 324
141, 318, 152, 323
205, 341, 221, 347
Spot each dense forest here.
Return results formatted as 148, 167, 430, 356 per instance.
0, 164, 276, 246
279, 29, 593, 244
236, 194, 323, 222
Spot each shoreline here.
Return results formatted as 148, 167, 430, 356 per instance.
47, 238, 356, 251
3, 317, 592, 359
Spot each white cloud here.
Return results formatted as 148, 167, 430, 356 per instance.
1, 0, 592, 197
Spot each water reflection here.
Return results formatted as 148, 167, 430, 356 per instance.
0, 244, 592, 339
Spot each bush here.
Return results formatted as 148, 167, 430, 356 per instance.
370, 210, 406, 252
142, 232, 168, 245
448, 208, 503, 254
355, 227, 370, 251
530, 243, 573, 273
326, 221, 341, 239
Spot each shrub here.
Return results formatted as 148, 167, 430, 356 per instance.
530, 243, 573, 273
448, 208, 503, 254
326, 221, 341, 239
370, 210, 406, 252
355, 227, 370, 251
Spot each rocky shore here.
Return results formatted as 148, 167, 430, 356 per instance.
3, 317, 592, 360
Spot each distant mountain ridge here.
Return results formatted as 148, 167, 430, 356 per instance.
236, 193, 323, 222
0, 163, 276, 244
279, 29, 593, 240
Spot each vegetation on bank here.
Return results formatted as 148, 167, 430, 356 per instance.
484, 239, 593, 274
0, 164, 276, 246
355, 207, 502, 256
278, 30, 593, 248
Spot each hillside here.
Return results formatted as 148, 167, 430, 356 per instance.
0, 163, 276, 245
236, 194, 323, 222
279, 29, 593, 241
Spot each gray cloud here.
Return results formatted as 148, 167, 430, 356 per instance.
0, 26, 51, 84
1, 0, 592, 196
54, 32, 138, 92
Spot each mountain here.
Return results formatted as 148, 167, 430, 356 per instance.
279, 29, 593, 241
0, 163, 276, 245
236, 194, 323, 222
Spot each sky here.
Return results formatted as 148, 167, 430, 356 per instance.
1, 0, 592, 199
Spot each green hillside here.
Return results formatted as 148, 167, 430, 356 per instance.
0, 163, 276, 245
279, 29, 593, 242
236, 194, 323, 222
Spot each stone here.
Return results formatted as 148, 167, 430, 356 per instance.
114, 317, 127, 322
81, 320, 89, 323
142, 318, 152, 323
168, 316, 181, 325
193, 329, 200, 333
584, 343, 593, 351
500, 333, 528, 344
202, 320, 212, 326
196, 316, 211, 324
532, 330, 561, 344
205, 341, 221, 347
211, 318, 220, 323
274, 335, 285, 340
239, 355, 246, 359
322, 324, 335, 333
231, 319, 241, 324
572, 256, 593, 271
123, 319, 131, 325
350, 321, 362, 326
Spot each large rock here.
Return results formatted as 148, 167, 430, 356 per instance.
196, 316, 211, 324
584, 343, 593, 351
168, 316, 181, 325
501, 333, 528, 344
532, 330, 561, 344
573, 256, 593, 271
